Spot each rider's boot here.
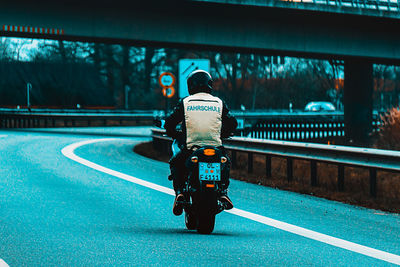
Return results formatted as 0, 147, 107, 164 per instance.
219, 190, 233, 210
172, 192, 185, 216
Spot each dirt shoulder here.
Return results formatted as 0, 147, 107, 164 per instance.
134, 141, 400, 214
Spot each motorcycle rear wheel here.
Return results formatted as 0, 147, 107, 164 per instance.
185, 211, 197, 230
197, 212, 215, 234
194, 190, 218, 234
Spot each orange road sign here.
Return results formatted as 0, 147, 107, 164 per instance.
162, 87, 175, 98
159, 72, 176, 88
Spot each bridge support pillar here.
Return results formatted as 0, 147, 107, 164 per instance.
344, 60, 373, 146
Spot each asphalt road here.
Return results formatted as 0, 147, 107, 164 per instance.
1, 127, 400, 266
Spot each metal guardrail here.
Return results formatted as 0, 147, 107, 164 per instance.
0, 108, 348, 132
0, 108, 155, 115
0, 109, 155, 128
152, 128, 400, 197
0, 109, 383, 145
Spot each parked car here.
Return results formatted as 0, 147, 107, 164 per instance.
304, 101, 336, 112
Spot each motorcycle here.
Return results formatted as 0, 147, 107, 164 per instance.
180, 144, 231, 234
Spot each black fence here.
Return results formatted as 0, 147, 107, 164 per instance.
236, 113, 382, 144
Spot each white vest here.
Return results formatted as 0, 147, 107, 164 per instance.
183, 93, 223, 148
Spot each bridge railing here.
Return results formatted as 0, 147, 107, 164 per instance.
244, 120, 346, 143
152, 128, 400, 197
283, 0, 399, 11
234, 112, 382, 144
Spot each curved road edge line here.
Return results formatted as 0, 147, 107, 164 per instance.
61, 138, 174, 196
0, 259, 10, 267
62, 138, 400, 265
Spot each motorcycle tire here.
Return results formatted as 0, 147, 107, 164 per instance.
185, 211, 197, 230
197, 212, 215, 234
194, 191, 218, 234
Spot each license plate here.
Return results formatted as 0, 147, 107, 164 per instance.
199, 162, 221, 181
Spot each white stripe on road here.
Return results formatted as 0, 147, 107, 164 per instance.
0, 259, 10, 267
62, 139, 400, 266
61, 139, 175, 197
0, 135, 7, 139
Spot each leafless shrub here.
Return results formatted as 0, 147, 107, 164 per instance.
374, 107, 400, 150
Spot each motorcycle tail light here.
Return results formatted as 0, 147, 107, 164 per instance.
203, 149, 215, 156
221, 156, 227, 163
206, 184, 215, 188
191, 156, 198, 163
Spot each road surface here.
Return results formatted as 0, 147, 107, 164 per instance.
1, 127, 399, 266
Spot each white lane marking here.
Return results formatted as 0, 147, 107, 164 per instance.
61, 139, 174, 196
62, 139, 400, 265
0, 135, 7, 139
0, 259, 10, 267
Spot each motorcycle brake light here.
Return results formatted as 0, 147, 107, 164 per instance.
206, 184, 215, 188
203, 149, 215, 156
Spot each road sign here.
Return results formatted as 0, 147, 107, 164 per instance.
159, 72, 175, 88
159, 72, 176, 99
179, 59, 210, 98
162, 87, 175, 98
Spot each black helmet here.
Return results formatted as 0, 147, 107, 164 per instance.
187, 70, 213, 95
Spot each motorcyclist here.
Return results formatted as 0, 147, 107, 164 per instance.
164, 70, 237, 216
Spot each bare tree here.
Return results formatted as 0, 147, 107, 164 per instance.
0, 38, 13, 61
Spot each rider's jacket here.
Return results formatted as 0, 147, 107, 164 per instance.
164, 92, 237, 149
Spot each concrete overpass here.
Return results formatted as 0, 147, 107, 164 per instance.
1, 0, 399, 62
1, 0, 400, 144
